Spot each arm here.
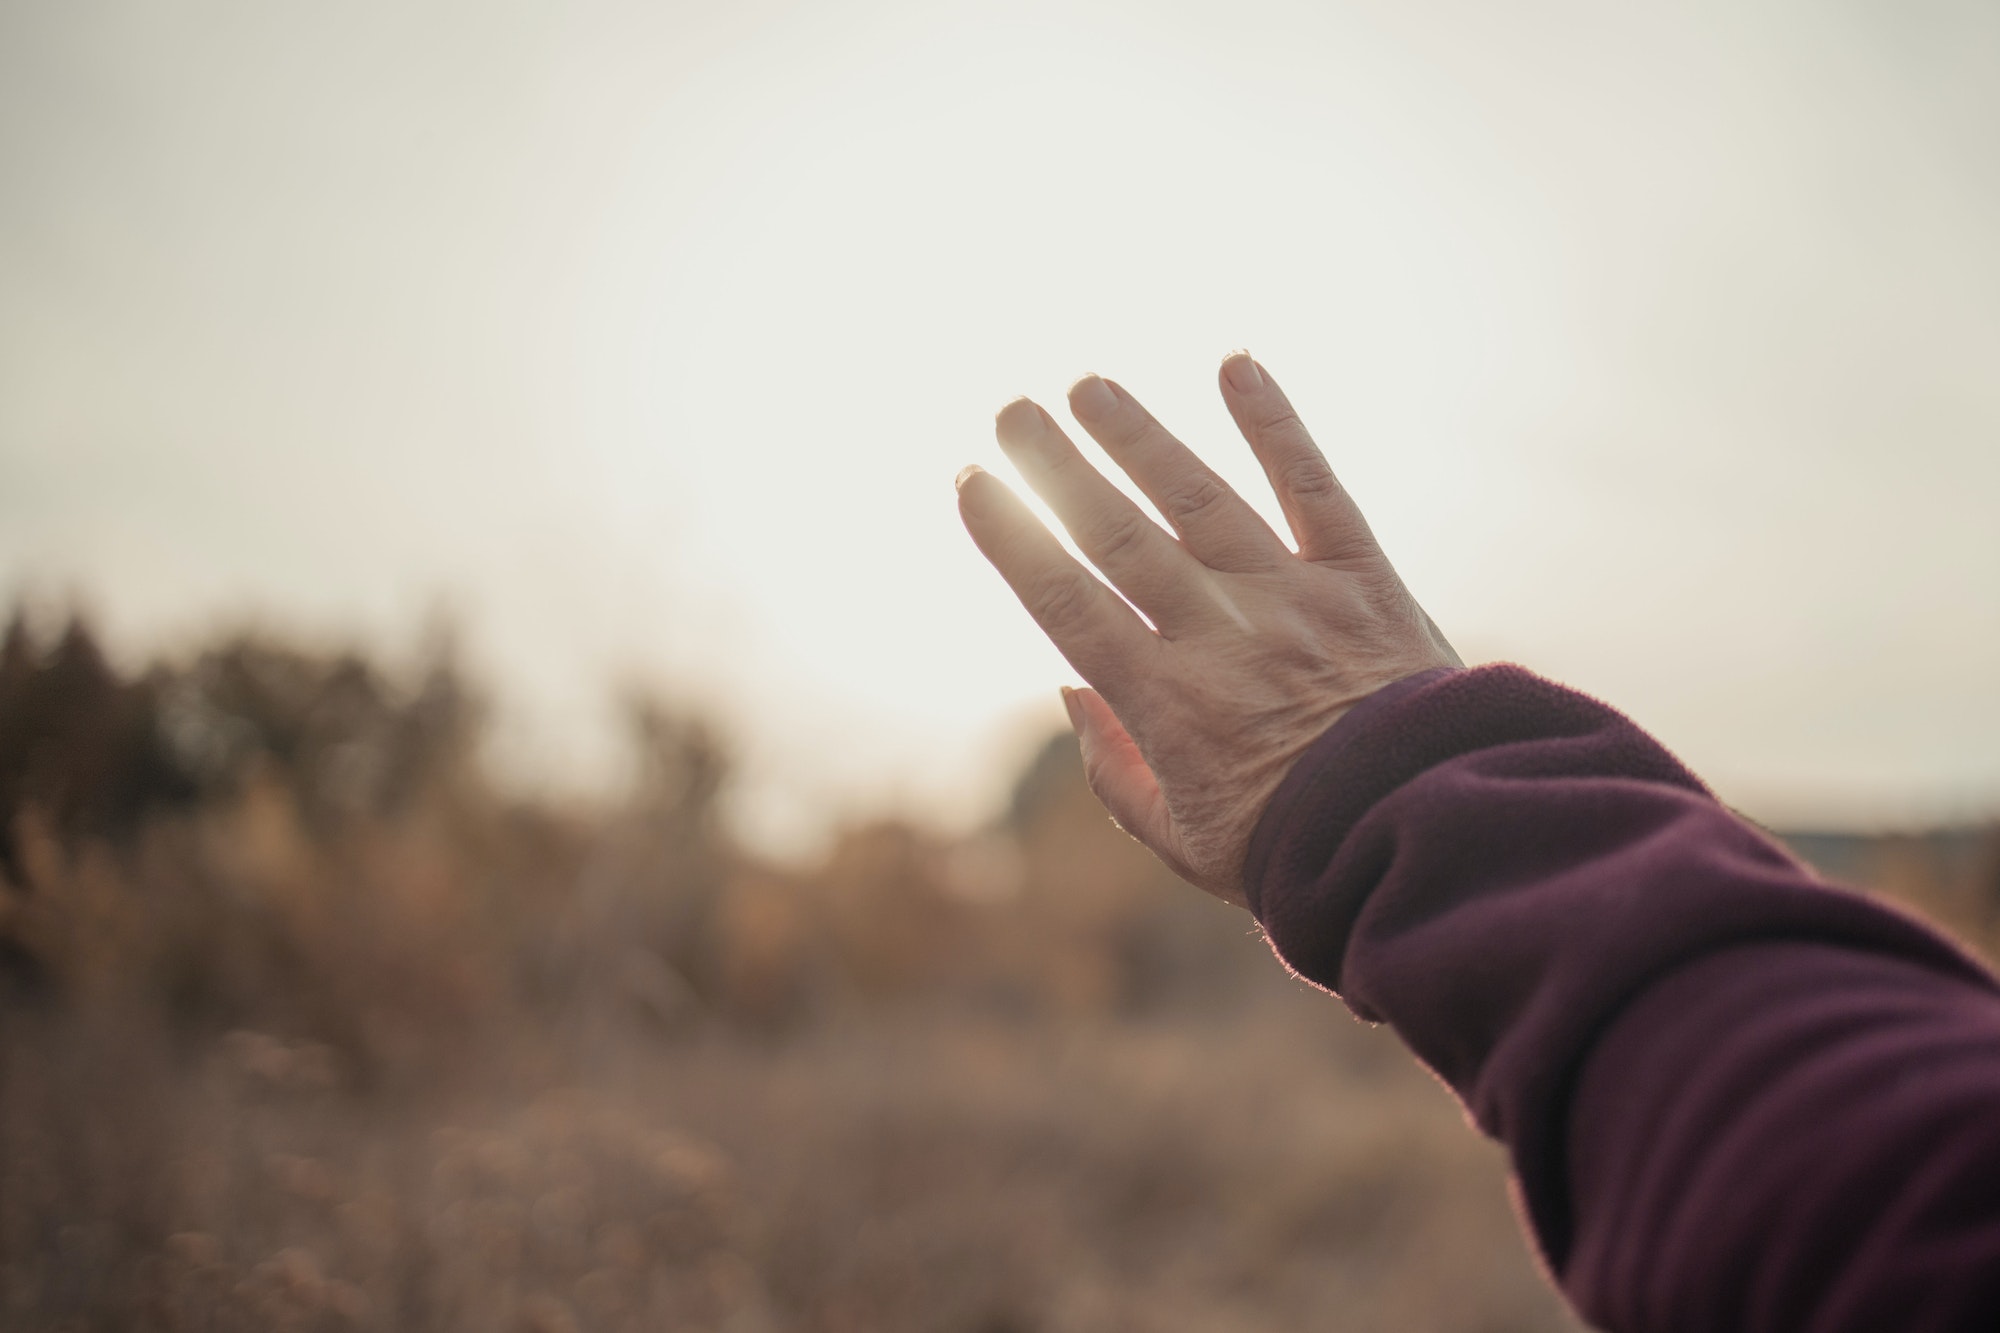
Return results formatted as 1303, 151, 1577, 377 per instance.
957, 354, 2000, 1331
1252, 663, 2000, 1331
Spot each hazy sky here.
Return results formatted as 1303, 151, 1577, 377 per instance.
4, 0, 1998, 850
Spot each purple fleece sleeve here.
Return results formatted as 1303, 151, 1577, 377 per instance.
1243, 664, 2000, 1332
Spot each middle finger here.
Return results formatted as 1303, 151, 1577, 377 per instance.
1067, 374, 1288, 573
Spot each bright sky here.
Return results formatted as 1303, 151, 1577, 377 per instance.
4, 0, 1998, 851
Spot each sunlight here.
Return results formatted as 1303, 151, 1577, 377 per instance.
549, 1, 1554, 846
4, 0, 1997, 855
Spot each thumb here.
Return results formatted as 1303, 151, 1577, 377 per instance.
1061, 687, 1184, 872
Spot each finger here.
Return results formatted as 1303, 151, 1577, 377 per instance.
1062, 686, 1188, 876
1217, 353, 1382, 566
993, 397, 1213, 630
1066, 374, 1287, 573
957, 466, 1155, 683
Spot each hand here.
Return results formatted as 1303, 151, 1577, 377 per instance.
956, 353, 1460, 909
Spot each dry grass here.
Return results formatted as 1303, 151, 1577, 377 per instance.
3, 608, 1990, 1332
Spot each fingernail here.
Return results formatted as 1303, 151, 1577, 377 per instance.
1222, 351, 1262, 393
955, 464, 985, 491
994, 397, 1048, 450
1068, 374, 1118, 423
1059, 685, 1085, 735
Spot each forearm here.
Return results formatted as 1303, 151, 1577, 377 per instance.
1567, 941, 2000, 1330
1246, 664, 2000, 1330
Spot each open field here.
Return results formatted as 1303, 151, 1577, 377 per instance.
3, 612, 1993, 1332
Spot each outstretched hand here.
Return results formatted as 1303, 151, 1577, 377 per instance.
957, 353, 1459, 909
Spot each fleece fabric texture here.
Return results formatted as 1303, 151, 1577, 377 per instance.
1243, 664, 2000, 1332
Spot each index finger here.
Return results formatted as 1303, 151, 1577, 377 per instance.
956, 465, 1156, 685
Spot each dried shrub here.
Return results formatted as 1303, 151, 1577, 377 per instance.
9, 603, 1982, 1331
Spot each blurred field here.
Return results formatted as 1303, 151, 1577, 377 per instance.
2, 610, 1994, 1333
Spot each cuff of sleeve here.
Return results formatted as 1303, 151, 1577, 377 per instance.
1241, 663, 1707, 992
1242, 665, 1458, 924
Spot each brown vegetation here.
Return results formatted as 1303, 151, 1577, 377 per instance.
2, 607, 1991, 1331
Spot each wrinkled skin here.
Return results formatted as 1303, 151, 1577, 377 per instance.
957, 354, 1459, 909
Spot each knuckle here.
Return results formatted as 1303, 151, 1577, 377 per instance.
1257, 405, 1306, 436
1280, 452, 1339, 500
1028, 570, 1095, 635
1104, 412, 1164, 455
1089, 511, 1153, 566
1079, 748, 1116, 797
1363, 563, 1412, 608
1162, 471, 1230, 521
1039, 446, 1085, 482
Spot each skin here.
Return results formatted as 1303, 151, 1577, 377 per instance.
956, 352, 1461, 909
